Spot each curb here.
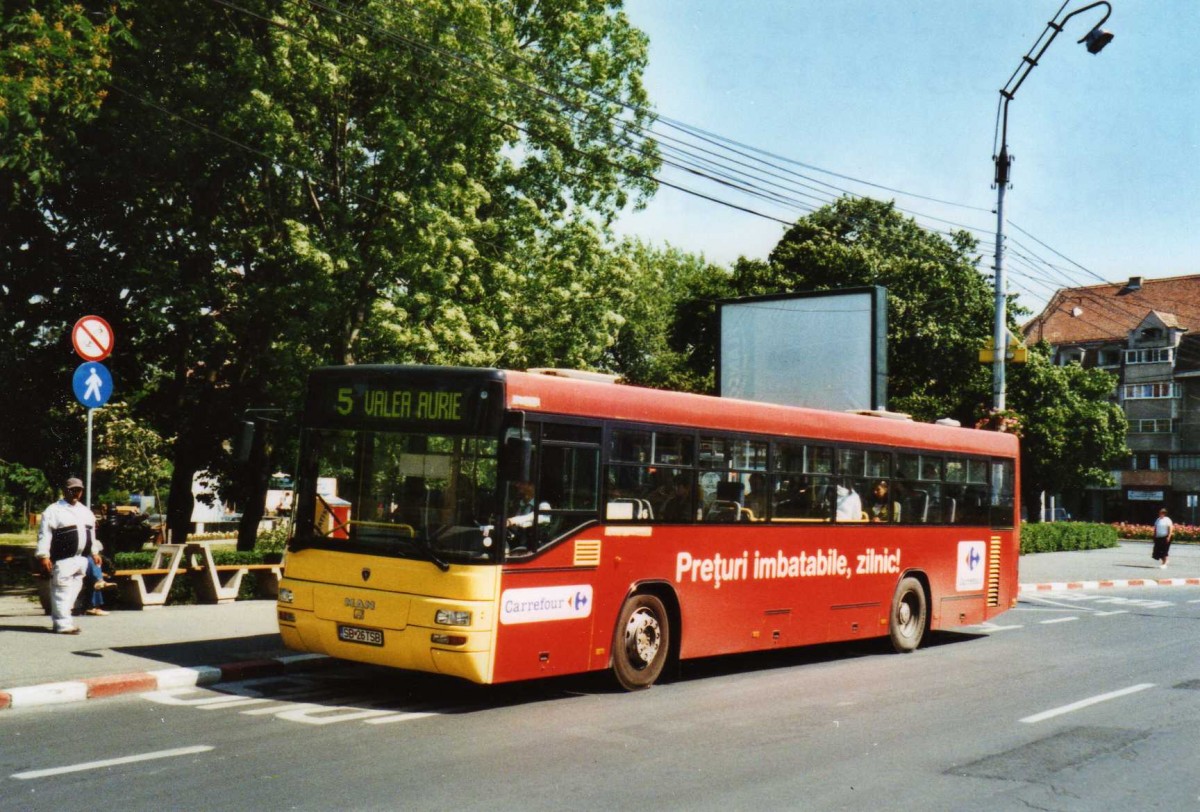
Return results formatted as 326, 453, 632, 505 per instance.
1020, 577, 1200, 593
0, 653, 331, 711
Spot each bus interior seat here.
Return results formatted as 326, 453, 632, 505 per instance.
906, 490, 929, 523
716, 481, 744, 503
705, 500, 742, 522
606, 498, 653, 521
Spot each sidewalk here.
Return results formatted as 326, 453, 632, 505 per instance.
1016, 539, 1200, 590
0, 594, 327, 710
2, 541, 1198, 710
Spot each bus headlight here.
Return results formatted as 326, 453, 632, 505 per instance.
278, 587, 294, 604
435, 609, 471, 626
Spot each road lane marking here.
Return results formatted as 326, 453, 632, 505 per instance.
1094, 610, 1128, 616
1039, 617, 1079, 624
1020, 684, 1155, 724
11, 746, 213, 780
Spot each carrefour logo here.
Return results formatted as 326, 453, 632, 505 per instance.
956, 540, 986, 592
500, 586, 593, 625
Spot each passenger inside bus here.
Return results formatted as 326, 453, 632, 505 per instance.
659, 474, 694, 522
868, 480, 897, 522
743, 473, 768, 519
835, 479, 862, 521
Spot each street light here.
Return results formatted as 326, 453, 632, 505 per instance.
991, 1, 1114, 410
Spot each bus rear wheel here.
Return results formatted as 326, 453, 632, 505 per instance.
889, 576, 927, 653
612, 594, 669, 690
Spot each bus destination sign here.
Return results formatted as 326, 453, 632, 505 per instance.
336, 386, 463, 422
305, 367, 506, 435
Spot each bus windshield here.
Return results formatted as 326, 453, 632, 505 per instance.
292, 428, 500, 565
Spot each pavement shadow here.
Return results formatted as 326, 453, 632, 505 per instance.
111, 633, 291, 670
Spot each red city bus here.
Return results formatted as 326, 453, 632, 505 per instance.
277, 365, 1019, 689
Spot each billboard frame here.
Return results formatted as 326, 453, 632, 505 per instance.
716, 286, 888, 412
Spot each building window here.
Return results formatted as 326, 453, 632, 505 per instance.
1057, 349, 1084, 366
1125, 348, 1174, 364
1130, 453, 1167, 471
1097, 348, 1121, 367
1172, 455, 1200, 471
1130, 419, 1175, 434
1123, 383, 1178, 400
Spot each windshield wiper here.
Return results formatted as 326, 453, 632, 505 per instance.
418, 528, 450, 572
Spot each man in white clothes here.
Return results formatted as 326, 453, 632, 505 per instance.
36, 477, 101, 634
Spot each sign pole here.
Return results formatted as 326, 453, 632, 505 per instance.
86, 409, 94, 510
71, 315, 115, 513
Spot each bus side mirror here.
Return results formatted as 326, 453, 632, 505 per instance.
500, 435, 532, 482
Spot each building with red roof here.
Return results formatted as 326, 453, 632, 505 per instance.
1023, 274, 1200, 524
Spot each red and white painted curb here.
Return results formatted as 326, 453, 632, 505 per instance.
0, 653, 329, 711
1021, 577, 1200, 593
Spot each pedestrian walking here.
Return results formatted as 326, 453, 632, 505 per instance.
1152, 507, 1174, 569
35, 477, 100, 634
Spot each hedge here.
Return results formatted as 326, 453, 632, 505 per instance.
1020, 522, 1119, 554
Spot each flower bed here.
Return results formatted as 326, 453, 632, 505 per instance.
1112, 522, 1200, 542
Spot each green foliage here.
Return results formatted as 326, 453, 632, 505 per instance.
1005, 343, 1129, 510
0, 0, 663, 538
255, 524, 289, 556
718, 197, 994, 421
1020, 521, 1119, 554
0, 460, 50, 532
0, 2, 130, 202
88, 401, 173, 507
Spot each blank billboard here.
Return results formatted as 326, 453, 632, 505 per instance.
718, 288, 887, 412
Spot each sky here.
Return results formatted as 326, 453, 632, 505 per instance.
613, 0, 1200, 319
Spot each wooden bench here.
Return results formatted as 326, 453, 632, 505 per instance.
112, 542, 282, 608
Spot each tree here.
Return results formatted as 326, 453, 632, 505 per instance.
1, 0, 661, 545
90, 401, 173, 510
1001, 343, 1128, 520
0, 459, 50, 531
725, 197, 994, 422
0, 2, 129, 203
607, 240, 731, 393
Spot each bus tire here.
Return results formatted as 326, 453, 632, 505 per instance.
612, 593, 669, 690
889, 576, 927, 653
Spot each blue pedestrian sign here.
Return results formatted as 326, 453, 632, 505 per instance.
73, 362, 113, 408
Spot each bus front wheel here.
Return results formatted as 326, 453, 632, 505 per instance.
889, 576, 927, 653
612, 594, 670, 690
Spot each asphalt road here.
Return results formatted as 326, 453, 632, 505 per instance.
4, 586, 1200, 812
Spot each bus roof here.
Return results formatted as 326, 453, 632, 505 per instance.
503, 369, 1017, 458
